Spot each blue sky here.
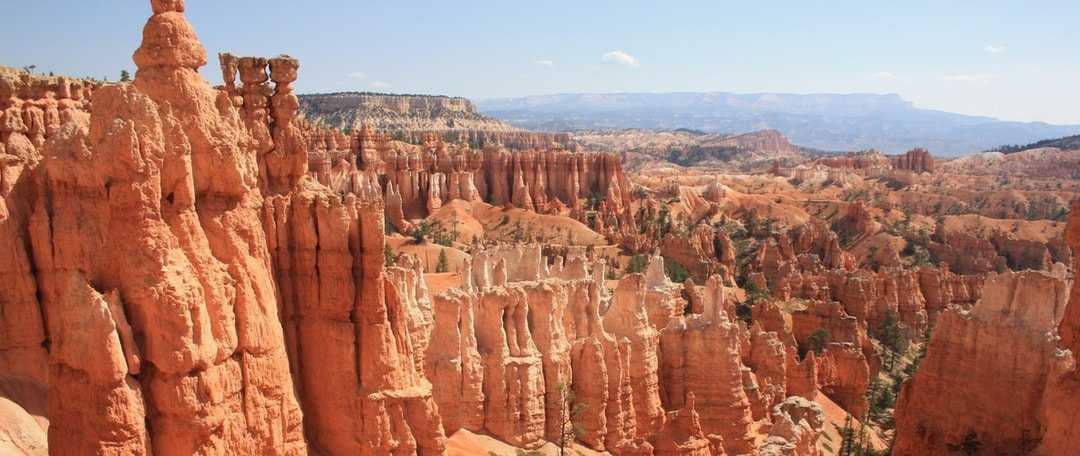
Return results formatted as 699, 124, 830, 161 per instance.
3, 1, 1079, 124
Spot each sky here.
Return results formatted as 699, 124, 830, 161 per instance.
2, 1, 1079, 125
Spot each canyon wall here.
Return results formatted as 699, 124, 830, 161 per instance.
893, 268, 1072, 454
1036, 199, 1080, 453
0, 2, 442, 454
891, 200, 1080, 455
9, 1, 1061, 455
2, 1, 313, 453
425, 248, 826, 454
309, 126, 636, 239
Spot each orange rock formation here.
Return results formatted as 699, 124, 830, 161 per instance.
893, 268, 1071, 454
892, 147, 934, 174
891, 201, 1080, 454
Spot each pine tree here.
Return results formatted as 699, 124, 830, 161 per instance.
435, 249, 450, 273
555, 383, 587, 456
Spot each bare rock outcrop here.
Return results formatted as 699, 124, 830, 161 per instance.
18, 3, 310, 453
790, 301, 876, 418
423, 247, 827, 454
1035, 199, 1080, 453
426, 252, 655, 453
928, 226, 1007, 275
892, 147, 934, 174
264, 187, 446, 454
813, 150, 891, 175
659, 277, 755, 455
760, 396, 825, 456
305, 123, 635, 238
0, 3, 902, 455
652, 393, 715, 456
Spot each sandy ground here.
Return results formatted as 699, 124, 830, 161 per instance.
0, 375, 48, 456
447, 428, 608, 456
815, 393, 887, 454
432, 200, 606, 246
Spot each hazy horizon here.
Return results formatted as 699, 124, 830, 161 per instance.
3, 1, 1079, 125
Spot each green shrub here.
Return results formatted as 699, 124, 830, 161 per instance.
807, 327, 831, 355
384, 242, 396, 267
664, 258, 694, 283
627, 254, 648, 274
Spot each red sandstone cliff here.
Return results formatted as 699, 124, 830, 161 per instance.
0, 25, 824, 456
309, 126, 637, 240
893, 269, 1071, 454
1036, 199, 1080, 453
0, 1, 312, 453
892, 147, 934, 174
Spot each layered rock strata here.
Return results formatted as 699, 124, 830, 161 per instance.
8, 2, 313, 453
892, 147, 934, 174
295, 123, 637, 239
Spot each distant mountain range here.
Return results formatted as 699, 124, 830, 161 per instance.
475, 92, 1080, 157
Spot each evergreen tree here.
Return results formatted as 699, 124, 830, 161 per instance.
435, 249, 450, 273
555, 383, 587, 456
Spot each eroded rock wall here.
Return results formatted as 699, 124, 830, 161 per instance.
306, 126, 637, 239
8, 2, 312, 453
893, 269, 1070, 454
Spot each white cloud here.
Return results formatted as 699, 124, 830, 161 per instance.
601, 51, 640, 68
871, 71, 896, 80
371, 80, 391, 89
982, 45, 1006, 53
348, 71, 366, 79
535, 59, 555, 67
937, 74, 995, 84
